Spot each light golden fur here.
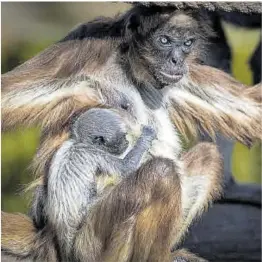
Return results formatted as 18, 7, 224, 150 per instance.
2, 143, 223, 262
1, 8, 260, 262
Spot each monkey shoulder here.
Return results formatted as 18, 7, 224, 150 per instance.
60, 17, 125, 42
50, 140, 99, 175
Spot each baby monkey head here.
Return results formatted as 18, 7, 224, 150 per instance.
72, 108, 129, 155
125, 8, 209, 88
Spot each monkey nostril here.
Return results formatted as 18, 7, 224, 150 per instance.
94, 136, 105, 144
171, 57, 177, 65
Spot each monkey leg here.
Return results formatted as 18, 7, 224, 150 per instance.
2, 74, 101, 132
74, 158, 182, 262
75, 144, 223, 262
173, 142, 223, 251
2, 144, 222, 262
1, 212, 58, 262
130, 159, 182, 262
141, 143, 223, 261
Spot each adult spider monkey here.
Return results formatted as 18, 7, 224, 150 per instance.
1, 4, 261, 262
2, 93, 221, 261
2, 5, 261, 184
2, 5, 261, 142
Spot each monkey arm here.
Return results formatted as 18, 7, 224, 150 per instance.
2, 76, 100, 131
118, 126, 156, 176
243, 82, 262, 103
136, 2, 262, 14
1, 41, 102, 132
167, 64, 262, 144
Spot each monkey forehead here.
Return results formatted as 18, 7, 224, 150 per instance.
162, 13, 198, 34
168, 13, 197, 27
78, 108, 123, 123
74, 109, 127, 138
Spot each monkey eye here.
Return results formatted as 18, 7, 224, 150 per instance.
159, 36, 170, 45
93, 136, 105, 144
120, 103, 130, 110
184, 39, 194, 47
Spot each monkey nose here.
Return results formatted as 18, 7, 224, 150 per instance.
171, 57, 177, 65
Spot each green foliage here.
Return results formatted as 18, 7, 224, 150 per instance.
222, 21, 261, 183
2, 128, 40, 212
2, 41, 52, 73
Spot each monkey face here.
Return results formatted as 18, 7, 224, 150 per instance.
92, 128, 129, 156
143, 13, 199, 88
127, 11, 201, 89
73, 108, 130, 155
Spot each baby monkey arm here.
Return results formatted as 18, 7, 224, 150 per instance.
119, 126, 156, 176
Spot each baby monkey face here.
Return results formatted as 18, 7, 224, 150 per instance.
73, 108, 130, 155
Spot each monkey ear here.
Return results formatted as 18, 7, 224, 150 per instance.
123, 5, 159, 40
127, 13, 141, 32
124, 6, 172, 42
124, 13, 141, 41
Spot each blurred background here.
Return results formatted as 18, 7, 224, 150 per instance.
2, 2, 261, 213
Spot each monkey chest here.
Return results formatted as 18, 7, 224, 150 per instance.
148, 108, 182, 161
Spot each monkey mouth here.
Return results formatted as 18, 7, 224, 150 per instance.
159, 71, 183, 82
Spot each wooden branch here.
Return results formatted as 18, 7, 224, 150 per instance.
133, 2, 262, 14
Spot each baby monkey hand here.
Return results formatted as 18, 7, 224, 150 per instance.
141, 125, 157, 142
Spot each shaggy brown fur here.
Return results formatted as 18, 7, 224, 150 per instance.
244, 83, 262, 103
169, 64, 262, 144
1, 6, 257, 262
2, 9, 261, 144
2, 142, 223, 262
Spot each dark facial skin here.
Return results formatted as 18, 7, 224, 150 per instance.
150, 25, 197, 86
130, 12, 200, 89
73, 108, 129, 155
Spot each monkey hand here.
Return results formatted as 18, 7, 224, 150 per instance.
174, 257, 208, 262
173, 249, 208, 262
141, 125, 157, 141
174, 258, 188, 262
